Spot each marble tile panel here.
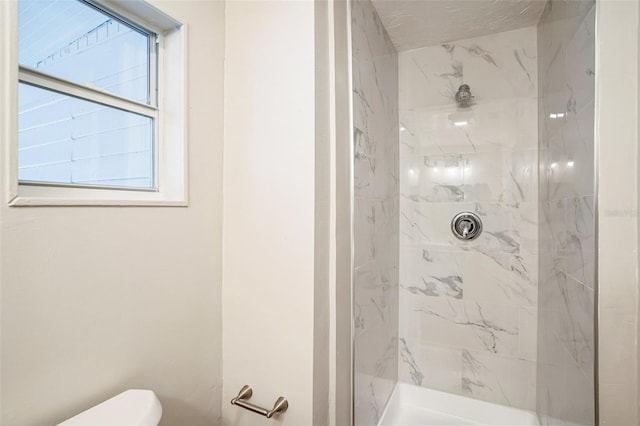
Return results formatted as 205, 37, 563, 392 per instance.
538, 8, 574, 140
411, 296, 520, 356
461, 350, 536, 410
507, 149, 539, 203
399, 43, 464, 110
463, 250, 537, 307
355, 262, 395, 334
461, 148, 537, 203
401, 154, 464, 202
562, 352, 595, 426
354, 198, 376, 267
564, 196, 595, 288
519, 202, 539, 256
566, 6, 595, 116
355, 198, 398, 267
376, 198, 400, 272
538, 230, 555, 283
536, 336, 568, 425
399, 199, 459, 247
354, 107, 398, 201
547, 273, 594, 399
354, 126, 376, 198
404, 203, 521, 251
546, 133, 580, 202
399, 26, 537, 110
518, 306, 538, 361
460, 150, 510, 203
465, 202, 522, 255
538, 270, 567, 322
354, 372, 396, 426
406, 106, 486, 156
400, 98, 538, 158
352, 0, 399, 424
560, 103, 596, 199
354, 262, 398, 382
537, 306, 566, 367
543, 199, 567, 270
536, 310, 568, 422
399, 110, 417, 157
449, 27, 538, 100
400, 200, 522, 255
400, 247, 463, 299
398, 337, 463, 394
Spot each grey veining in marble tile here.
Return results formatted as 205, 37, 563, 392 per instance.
412, 297, 519, 356
564, 196, 595, 288
462, 350, 536, 409
401, 248, 463, 299
398, 25, 539, 410
464, 250, 537, 307
399, 337, 424, 386
352, 0, 399, 424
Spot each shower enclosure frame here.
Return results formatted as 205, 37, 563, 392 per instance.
333, 0, 355, 424
333, 0, 602, 424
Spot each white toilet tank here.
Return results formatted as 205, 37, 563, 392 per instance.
57, 389, 162, 426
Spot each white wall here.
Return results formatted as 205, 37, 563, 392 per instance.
0, 1, 225, 424
596, 1, 640, 424
222, 1, 319, 425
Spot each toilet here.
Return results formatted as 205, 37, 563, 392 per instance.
57, 389, 162, 426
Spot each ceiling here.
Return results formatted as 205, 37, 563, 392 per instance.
371, 0, 547, 51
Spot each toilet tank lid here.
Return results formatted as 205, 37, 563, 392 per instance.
57, 389, 162, 426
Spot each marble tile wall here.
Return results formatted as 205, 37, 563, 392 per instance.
536, 1, 596, 425
351, 1, 399, 425
397, 27, 539, 410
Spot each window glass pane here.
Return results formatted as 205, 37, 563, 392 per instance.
18, 83, 154, 189
18, 0, 151, 104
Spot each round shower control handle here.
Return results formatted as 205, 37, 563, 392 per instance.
451, 212, 483, 241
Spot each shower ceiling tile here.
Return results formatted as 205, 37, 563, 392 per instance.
371, 0, 546, 52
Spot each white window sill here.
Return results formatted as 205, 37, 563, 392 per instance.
10, 184, 188, 207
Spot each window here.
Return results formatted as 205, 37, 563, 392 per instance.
1, 0, 187, 206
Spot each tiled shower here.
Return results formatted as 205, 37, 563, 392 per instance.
351, 0, 596, 424
398, 24, 539, 409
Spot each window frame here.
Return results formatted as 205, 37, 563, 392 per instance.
1, 0, 188, 206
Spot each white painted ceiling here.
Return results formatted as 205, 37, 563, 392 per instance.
371, 0, 547, 51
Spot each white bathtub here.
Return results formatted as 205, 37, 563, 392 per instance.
378, 383, 540, 426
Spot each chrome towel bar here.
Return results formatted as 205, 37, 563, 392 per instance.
230, 385, 289, 419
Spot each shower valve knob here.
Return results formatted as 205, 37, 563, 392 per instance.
451, 212, 482, 241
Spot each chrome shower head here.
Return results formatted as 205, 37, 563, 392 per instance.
455, 84, 473, 107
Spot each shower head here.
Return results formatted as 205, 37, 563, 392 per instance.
455, 84, 473, 107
